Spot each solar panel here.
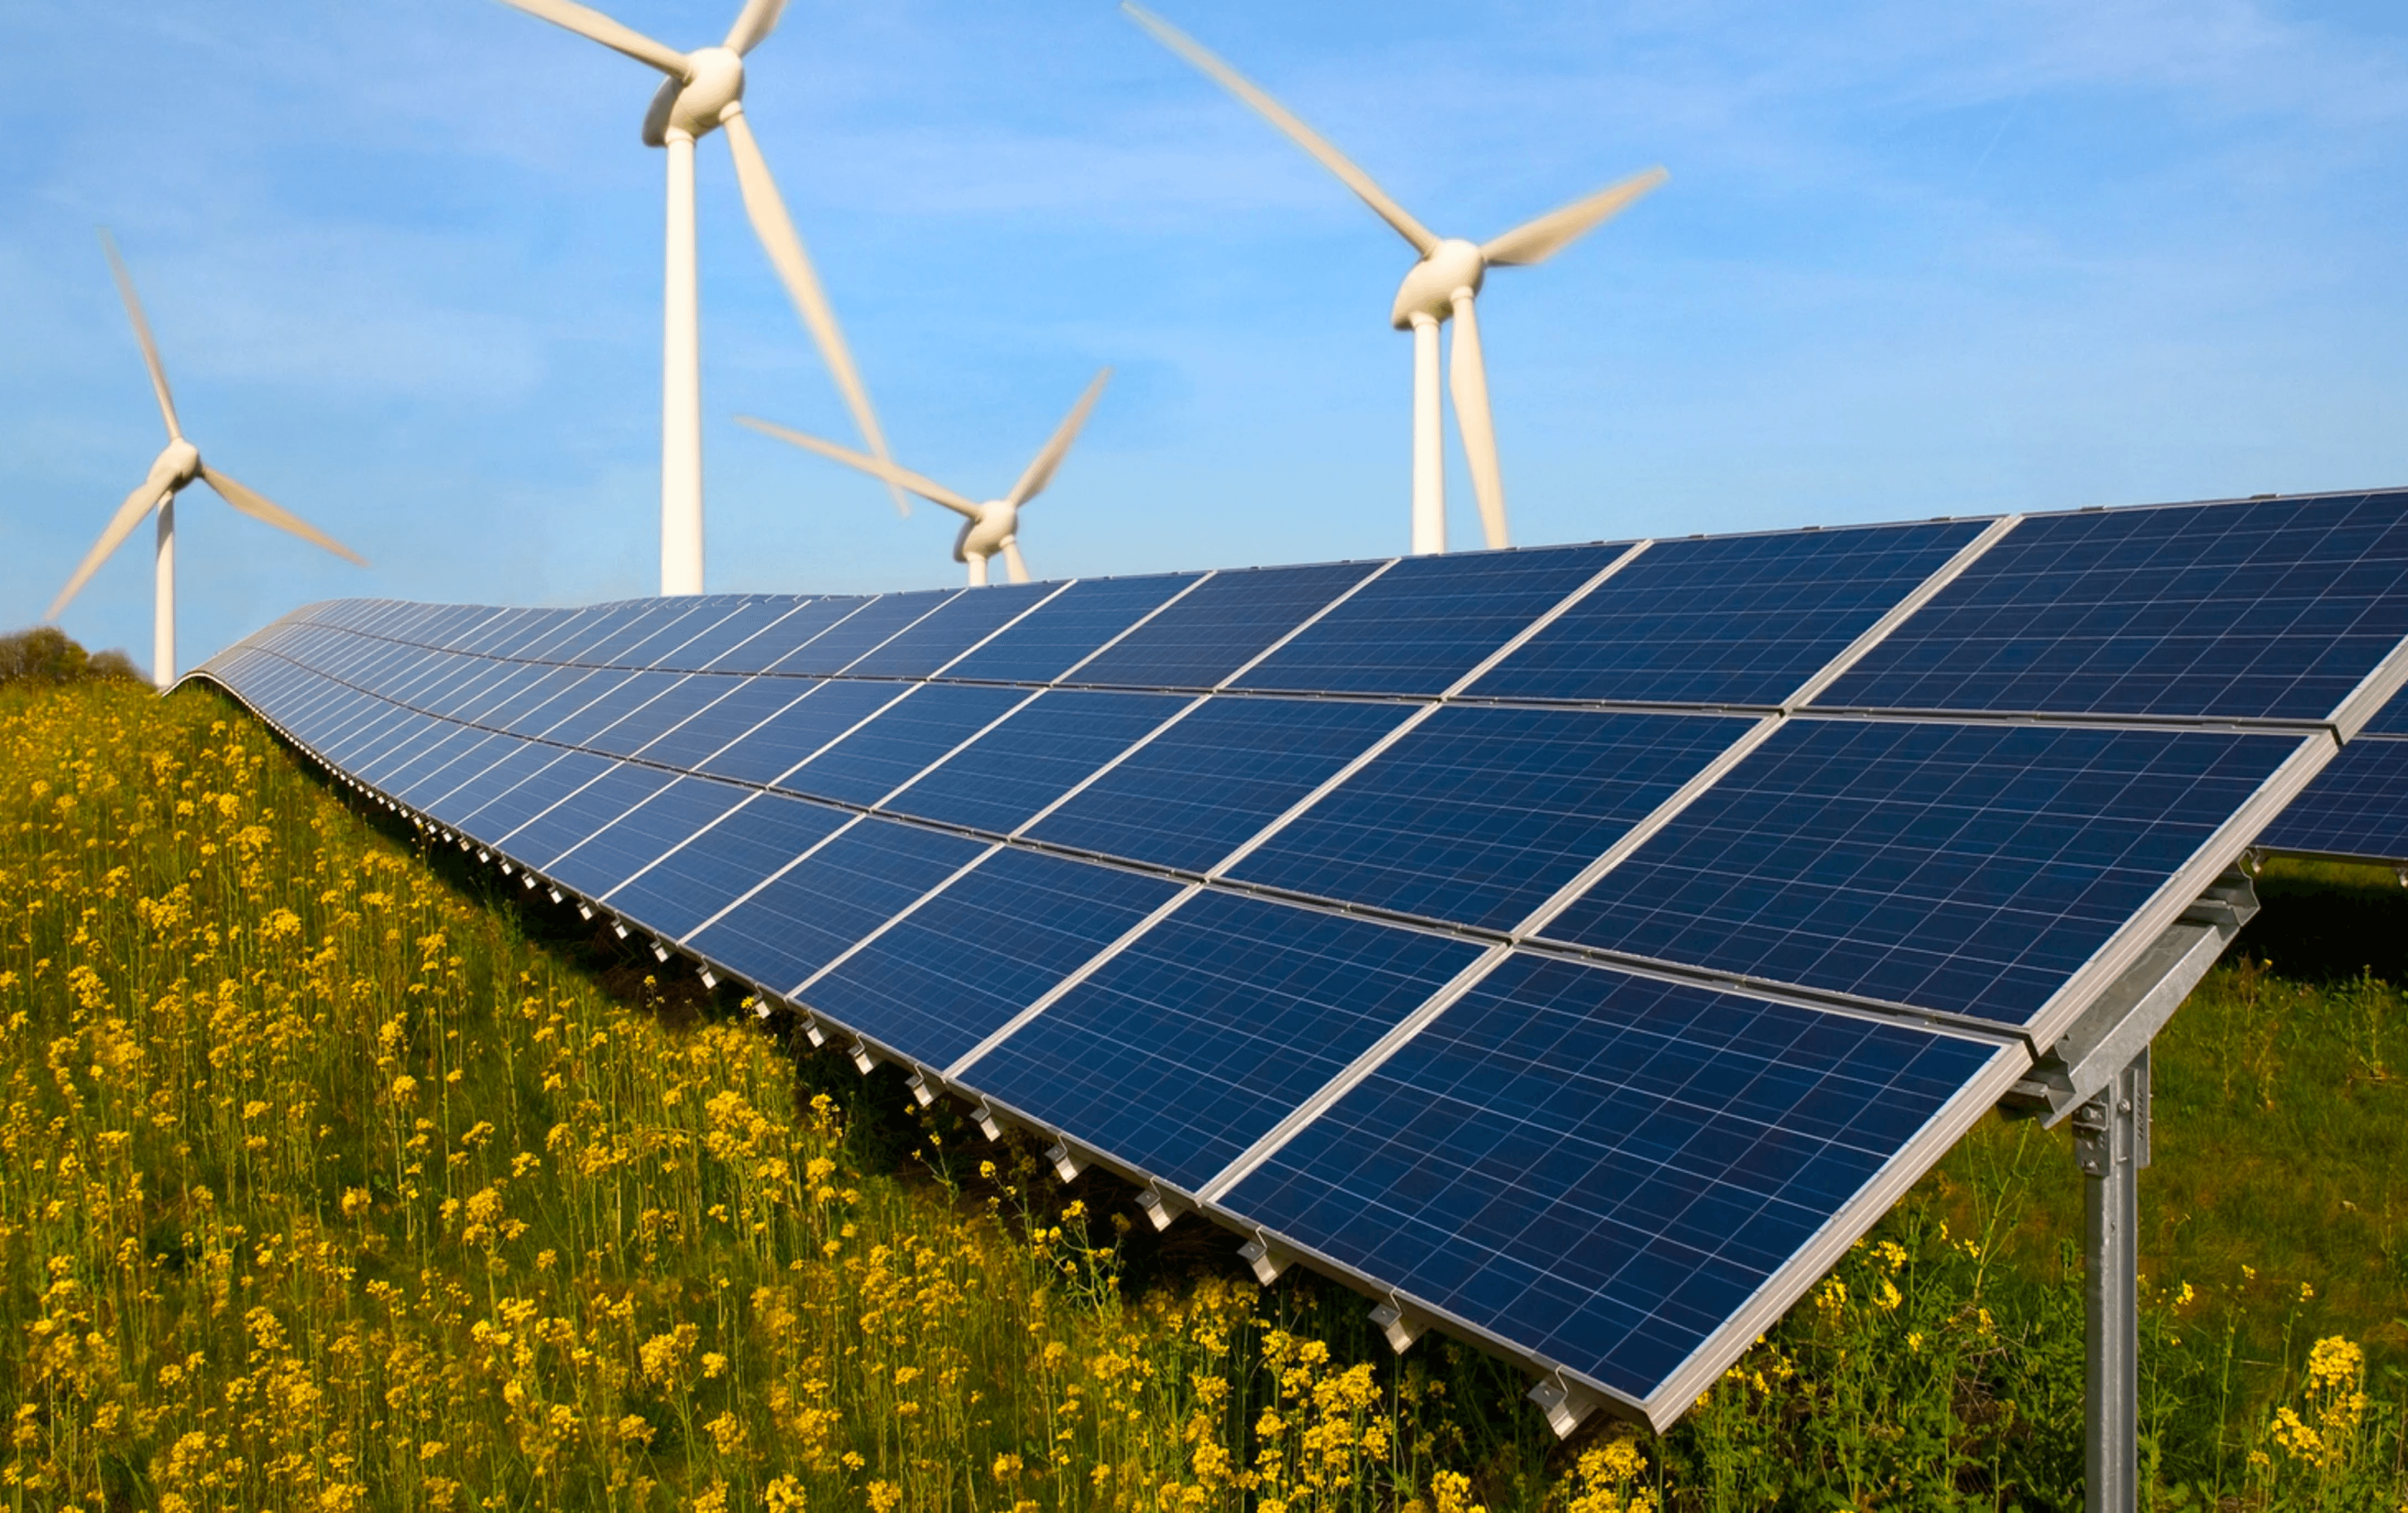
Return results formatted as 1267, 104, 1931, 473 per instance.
1466, 521, 1985, 707
194, 483, 2408, 1433
1539, 720, 2306, 1031
1821, 490, 2408, 720
2254, 735, 2408, 864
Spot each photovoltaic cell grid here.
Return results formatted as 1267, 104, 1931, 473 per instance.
191, 487, 2408, 1429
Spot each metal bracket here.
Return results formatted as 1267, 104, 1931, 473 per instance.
904, 1070, 936, 1108
697, 966, 717, 989
650, 939, 670, 964
2004, 868, 2253, 1125
1528, 1375, 1602, 1439
576, 903, 594, 921
611, 920, 629, 940
971, 1102, 1003, 1141
1134, 1183, 1189, 1232
547, 887, 563, 904
848, 1040, 876, 1075
1043, 1142, 1084, 1183
1369, 1297, 1427, 1353
1237, 1235, 1288, 1285
800, 1017, 827, 1050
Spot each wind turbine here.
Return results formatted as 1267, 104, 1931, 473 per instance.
493, 0, 906, 595
1123, 4, 1666, 556
48, 232, 366, 692
739, 369, 1112, 586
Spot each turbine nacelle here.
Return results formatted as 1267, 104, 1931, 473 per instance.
1391, 238, 1486, 329
642, 46, 746, 145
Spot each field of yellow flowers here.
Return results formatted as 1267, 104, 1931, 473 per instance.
1, 673, 2402, 1511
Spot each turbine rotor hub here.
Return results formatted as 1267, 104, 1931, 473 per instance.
1390, 238, 1486, 328
643, 46, 746, 145
958, 500, 1017, 561
158, 438, 201, 489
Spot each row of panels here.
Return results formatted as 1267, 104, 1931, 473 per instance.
212, 637, 2309, 1038
203, 643, 2024, 1424
283, 488, 2408, 722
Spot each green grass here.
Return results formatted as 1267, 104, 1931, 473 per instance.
3, 675, 2404, 1512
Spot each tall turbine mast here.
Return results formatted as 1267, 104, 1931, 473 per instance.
740, 369, 1113, 586
494, 0, 907, 594
1124, 4, 1664, 555
48, 231, 366, 689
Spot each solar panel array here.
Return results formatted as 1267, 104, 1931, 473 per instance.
193, 487, 2408, 1430
2256, 681, 2408, 865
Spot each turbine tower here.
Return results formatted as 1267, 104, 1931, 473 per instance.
49, 232, 367, 691
739, 369, 1112, 586
494, 0, 906, 595
1124, 4, 1666, 556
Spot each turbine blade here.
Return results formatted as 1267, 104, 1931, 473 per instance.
720, 110, 912, 517
1447, 295, 1509, 549
490, 0, 692, 78
199, 467, 369, 566
1121, 3, 1440, 256
49, 473, 169, 622
1005, 367, 1112, 509
724, 0, 788, 55
98, 229, 181, 441
735, 415, 981, 520
1481, 166, 1667, 267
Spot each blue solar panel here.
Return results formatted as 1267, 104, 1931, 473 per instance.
1230, 709, 1755, 930
647, 599, 808, 671
502, 762, 675, 870
584, 674, 740, 759
842, 583, 1058, 678
686, 818, 988, 994
360, 719, 485, 792
633, 677, 812, 769
883, 688, 1193, 835
777, 683, 1033, 807
943, 573, 1205, 684
1222, 953, 2007, 1406
578, 603, 704, 667
1468, 522, 1983, 707
424, 737, 564, 826
545, 775, 755, 899
705, 598, 870, 673
397, 731, 519, 808
966, 890, 1486, 1191
1821, 492, 2408, 720
2255, 737, 2408, 862
769, 590, 959, 675
1028, 696, 1412, 873
699, 680, 907, 786
1066, 563, 1378, 690
460, 747, 616, 841
800, 847, 1185, 1069
1236, 544, 1630, 696
1541, 719, 2305, 1025
539, 670, 673, 747
603, 792, 851, 941
615, 600, 746, 668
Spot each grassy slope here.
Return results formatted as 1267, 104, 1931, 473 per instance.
3, 679, 2402, 1512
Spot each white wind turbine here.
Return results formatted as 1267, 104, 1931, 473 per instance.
1124, 4, 1666, 556
494, 0, 906, 595
48, 232, 366, 692
738, 369, 1112, 586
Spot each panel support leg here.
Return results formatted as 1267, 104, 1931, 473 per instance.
2073, 1046, 2148, 1513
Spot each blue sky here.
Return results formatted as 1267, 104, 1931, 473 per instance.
4, 0, 2405, 675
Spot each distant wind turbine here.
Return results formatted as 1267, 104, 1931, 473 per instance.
739, 369, 1112, 586
493, 0, 906, 596
48, 232, 365, 692
1124, 3, 1666, 556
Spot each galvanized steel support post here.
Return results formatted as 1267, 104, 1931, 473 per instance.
2071, 1047, 2150, 1513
